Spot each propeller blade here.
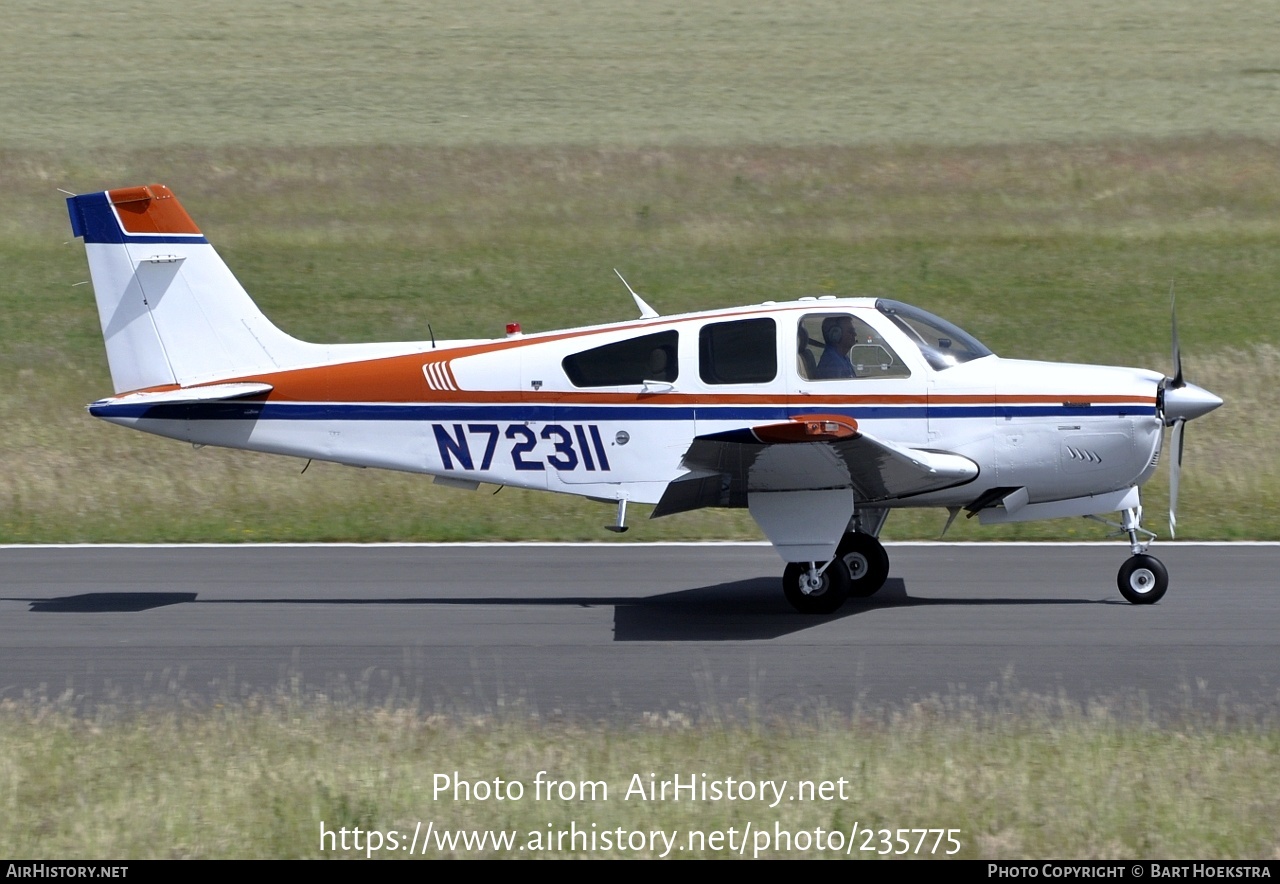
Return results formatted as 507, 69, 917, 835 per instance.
1161, 286, 1218, 539
1168, 418, 1185, 538
1170, 285, 1184, 390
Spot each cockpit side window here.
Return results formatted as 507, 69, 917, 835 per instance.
562, 330, 678, 387
797, 313, 911, 380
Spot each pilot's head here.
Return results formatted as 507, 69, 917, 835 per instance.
822, 316, 855, 347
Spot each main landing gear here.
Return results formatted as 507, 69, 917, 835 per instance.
783, 531, 890, 614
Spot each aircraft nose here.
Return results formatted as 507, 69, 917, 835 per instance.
1162, 381, 1223, 424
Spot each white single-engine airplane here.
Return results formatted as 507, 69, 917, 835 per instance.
67, 184, 1222, 612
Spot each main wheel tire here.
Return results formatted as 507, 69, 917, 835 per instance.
783, 560, 850, 614
1117, 554, 1168, 605
836, 532, 890, 598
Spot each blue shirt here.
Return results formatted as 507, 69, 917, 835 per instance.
815, 346, 854, 379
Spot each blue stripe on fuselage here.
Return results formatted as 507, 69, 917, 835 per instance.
89, 401, 1157, 422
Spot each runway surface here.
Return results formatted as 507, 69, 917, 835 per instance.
1, 543, 1276, 717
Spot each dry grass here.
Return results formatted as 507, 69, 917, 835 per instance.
2, 688, 1278, 858
1177, 345, 1280, 522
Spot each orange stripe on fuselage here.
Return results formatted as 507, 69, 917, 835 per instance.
108, 184, 202, 236
167, 356, 1153, 410
118, 301, 1157, 408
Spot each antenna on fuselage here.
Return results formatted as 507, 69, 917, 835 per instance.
614, 269, 659, 319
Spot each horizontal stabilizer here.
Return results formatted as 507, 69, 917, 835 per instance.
91, 382, 273, 408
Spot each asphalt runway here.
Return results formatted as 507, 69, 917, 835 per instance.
1, 543, 1276, 717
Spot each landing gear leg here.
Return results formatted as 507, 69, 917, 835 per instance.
835, 532, 890, 598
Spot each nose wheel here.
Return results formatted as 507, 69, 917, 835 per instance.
1117, 554, 1168, 605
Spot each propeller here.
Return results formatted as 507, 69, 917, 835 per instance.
1159, 291, 1222, 537
1168, 417, 1184, 537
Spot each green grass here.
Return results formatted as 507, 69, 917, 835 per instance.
1, 140, 1276, 542
3, 1, 1277, 543
5, 1, 1280, 149
3, 689, 1278, 859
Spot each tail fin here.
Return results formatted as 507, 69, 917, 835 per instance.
67, 184, 314, 394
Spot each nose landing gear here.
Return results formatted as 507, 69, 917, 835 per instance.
1091, 502, 1168, 605
1115, 505, 1168, 604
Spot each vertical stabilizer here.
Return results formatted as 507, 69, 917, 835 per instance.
67, 185, 314, 393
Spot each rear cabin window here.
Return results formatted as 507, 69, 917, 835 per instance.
699, 318, 777, 384
561, 330, 678, 387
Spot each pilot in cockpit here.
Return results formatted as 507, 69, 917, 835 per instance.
815, 315, 857, 379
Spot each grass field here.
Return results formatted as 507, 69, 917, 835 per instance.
3, 689, 1279, 859
6, 0, 1280, 149
2, 139, 1276, 542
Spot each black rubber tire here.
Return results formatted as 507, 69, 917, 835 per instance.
836, 532, 890, 598
1117, 554, 1168, 605
783, 560, 851, 614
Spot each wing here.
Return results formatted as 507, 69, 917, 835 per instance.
652, 414, 978, 517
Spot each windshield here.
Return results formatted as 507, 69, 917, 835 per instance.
876, 299, 994, 370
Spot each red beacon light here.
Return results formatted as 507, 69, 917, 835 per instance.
506, 322, 522, 337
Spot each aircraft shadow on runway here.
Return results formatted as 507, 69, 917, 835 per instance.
26, 592, 199, 613
16, 579, 1108, 640
611, 578, 1107, 640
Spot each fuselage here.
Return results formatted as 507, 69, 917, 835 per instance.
91, 296, 1165, 513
